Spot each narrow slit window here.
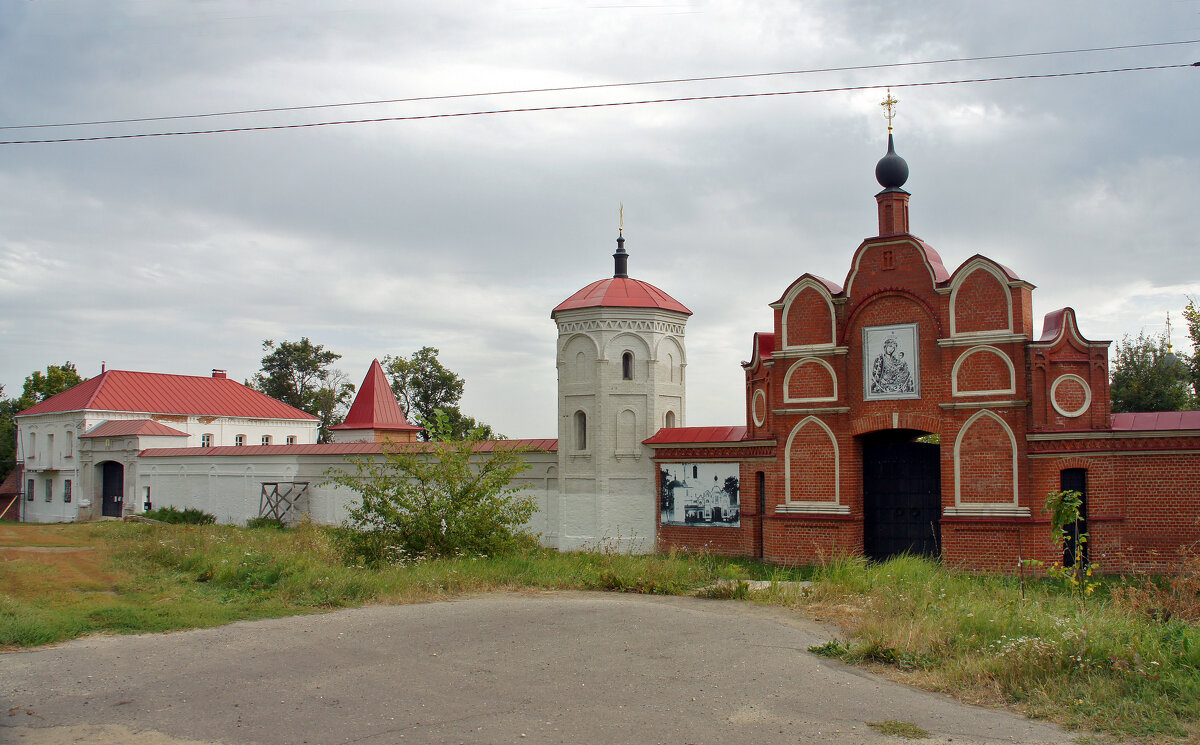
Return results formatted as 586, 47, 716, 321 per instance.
574, 411, 587, 451
622, 352, 634, 380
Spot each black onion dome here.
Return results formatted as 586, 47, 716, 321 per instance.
875, 133, 909, 189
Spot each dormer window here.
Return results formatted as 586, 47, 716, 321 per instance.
622, 351, 633, 380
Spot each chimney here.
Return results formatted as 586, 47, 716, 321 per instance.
212, 369, 227, 379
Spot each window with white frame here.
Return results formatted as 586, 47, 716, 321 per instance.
201, 433, 213, 448
26, 479, 33, 501
261, 435, 272, 446
64, 480, 72, 503
235, 434, 246, 446
44, 479, 52, 502
286, 435, 297, 445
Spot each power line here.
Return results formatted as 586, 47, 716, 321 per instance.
2, 39, 1197, 131
1, 63, 1191, 146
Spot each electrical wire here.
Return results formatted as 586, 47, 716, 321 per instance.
0, 63, 1192, 146
1, 39, 1197, 131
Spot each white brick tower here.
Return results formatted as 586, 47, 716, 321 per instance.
550, 230, 691, 552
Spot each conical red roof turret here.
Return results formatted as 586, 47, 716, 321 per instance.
330, 360, 422, 434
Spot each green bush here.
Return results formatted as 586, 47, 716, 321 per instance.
246, 516, 286, 530
327, 410, 534, 565
142, 506, 216, 524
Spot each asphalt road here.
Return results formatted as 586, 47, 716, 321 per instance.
1, 592, 1076, 745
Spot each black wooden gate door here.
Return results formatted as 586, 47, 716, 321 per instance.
863, 441, 941, 560
101, 461, 124, 517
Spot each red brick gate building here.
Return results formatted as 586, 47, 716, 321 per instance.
648, 135, 1200, 573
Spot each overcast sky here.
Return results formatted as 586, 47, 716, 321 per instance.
1, 1, 1198, 438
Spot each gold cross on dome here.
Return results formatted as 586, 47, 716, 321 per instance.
881, 88, 898, 132
619, 202, 624, 234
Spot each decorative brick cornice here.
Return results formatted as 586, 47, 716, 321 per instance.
1027, 435, 1200, 455
651, 445, 775, 460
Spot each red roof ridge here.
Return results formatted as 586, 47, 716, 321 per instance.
17, 369, 318, 421
330, 360, 421, 432
81, 419, 189, 438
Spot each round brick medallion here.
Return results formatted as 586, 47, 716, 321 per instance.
1050, 374, 1091, 418
752, 389, 767, 426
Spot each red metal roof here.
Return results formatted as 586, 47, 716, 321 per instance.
643, 426, 748, 445
553, 277, 692, 315
140, 438, 559, 458
329, 360, 421, 432
81, 420, 189, 438
1110, 412, 1200, 431
16, 370, 318, 421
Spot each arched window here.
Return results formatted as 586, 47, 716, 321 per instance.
574, 411, 587, 451
665, 411, 676, 428
622, 351, 633, 380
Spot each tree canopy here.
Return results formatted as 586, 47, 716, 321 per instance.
0, 363, 87, 481
1109, 331, 1192, 413
252, 338, 354, 443
383, 347, 499, 440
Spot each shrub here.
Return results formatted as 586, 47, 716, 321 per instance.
246, 516, 286, 530
326, 410, 534, 565
142, 506, 216, 524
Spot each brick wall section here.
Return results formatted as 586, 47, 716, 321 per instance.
715, 222, 1198, 573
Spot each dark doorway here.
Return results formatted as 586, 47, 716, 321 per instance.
862, 433, 941, 561
101, 461, 124, 518
1060, 468, 1088, 567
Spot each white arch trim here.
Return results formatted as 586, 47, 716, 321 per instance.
603, 331, 652, 361
1050, 373, 1092, 418
949, 260, 1014, 337
948, 409, 1028, 517
778, 416, 848, 514
782, 357, 839, 403
950, 345, 1016, 397
653, 334, 687, 365
558, 332, 600, 365
781, 278, 836, 349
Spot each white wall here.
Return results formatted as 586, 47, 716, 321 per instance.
135, 450, 563, 543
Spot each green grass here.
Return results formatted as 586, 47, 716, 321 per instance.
795, 554, 1200, 743
2, 523, 1197, 743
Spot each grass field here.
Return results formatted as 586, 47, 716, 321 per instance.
2, 520, 1197, 744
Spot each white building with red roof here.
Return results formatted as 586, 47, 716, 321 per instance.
550, 231, 691, 551
14, 369, 318, 522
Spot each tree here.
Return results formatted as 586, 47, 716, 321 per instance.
327, 410, 533, 565
1182, 298, 1200, 400
252, 338, 353, 443
16, 362, 86, 411
383, 347, 499, 440
1109, 331, 1191, 413
0, 363, 87, 481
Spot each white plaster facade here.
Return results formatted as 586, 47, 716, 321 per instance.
552, 306, 688, 552
16, 410, 318, 523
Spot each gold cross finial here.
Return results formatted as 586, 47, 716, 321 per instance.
881, 88, 898, 132
619, 202, 624, 235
